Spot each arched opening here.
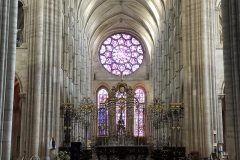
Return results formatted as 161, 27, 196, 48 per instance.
17, 1, 24, 47
134, 87, 146, 137
11, 77, 22, 159
97, 88, 109, 137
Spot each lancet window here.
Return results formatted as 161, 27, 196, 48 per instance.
134, 88, 145, 136
97, 88, 108, 136
116, 90, 127, 134
97, 84, 146, 138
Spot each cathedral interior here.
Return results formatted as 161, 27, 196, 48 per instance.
0, 0, 240, 159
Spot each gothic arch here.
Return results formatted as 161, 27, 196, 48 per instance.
221, 82, 225, 95
11, 76, 22, 159
133, 83, 147, 92
18, 0, 25, 6
95, 83, 110, 94
133, 84, 148, 96
96, 86, 109, 137
15, 73, 23, 92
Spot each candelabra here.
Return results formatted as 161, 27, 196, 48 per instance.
149, 98, 183, 148
169, 103, 183, 147
60, 97, 95, 148
149, 98, 167, 149
60, 103, 75, 147
77, 97, 95, 149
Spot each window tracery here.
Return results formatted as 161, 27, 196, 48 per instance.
99, 33, 144, 76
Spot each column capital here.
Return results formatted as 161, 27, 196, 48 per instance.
217, 94, 225, 100
19, 93, 26, 102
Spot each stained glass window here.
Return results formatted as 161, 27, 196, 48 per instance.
115, 91, 127, 135
134, 88, 145, 136
97, 89, 108, 136
99, 33, 144, 76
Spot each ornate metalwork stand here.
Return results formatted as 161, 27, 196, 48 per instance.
149, 98, 185, 159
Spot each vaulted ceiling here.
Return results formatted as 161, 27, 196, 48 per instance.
77, 0, 166, 56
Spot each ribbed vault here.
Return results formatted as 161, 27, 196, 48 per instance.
77, 0, 165, 57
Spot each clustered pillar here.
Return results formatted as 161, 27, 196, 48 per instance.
60, 0, 91, 147
0, 0, 18, 159
17, 0, 63, 159
151, 0, 184, 150
152, 0, 220, 157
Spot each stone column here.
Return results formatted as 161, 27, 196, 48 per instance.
1, 0, 18, 159
0, 0, 9, 155
55, 0, 63, 155
182, 0, 216, 156
30, 0, 44, 158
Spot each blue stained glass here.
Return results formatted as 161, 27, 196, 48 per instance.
98, 89, 108, 136
115, 91, 127, 134
135, 89, 144, 103
99, 33, 144, 76
134, 89, 145, 136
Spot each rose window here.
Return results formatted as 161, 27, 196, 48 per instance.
99, 33, 144, 76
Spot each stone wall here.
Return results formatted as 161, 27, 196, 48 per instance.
16, 46, 28, 93
222, 0, 240, 159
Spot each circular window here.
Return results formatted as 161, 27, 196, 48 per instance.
99, 33, 144, 76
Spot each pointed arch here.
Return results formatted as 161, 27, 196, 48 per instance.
96, 86, 109, 136
133, 85, 146, 137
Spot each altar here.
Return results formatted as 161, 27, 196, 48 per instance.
58, 80, 185, 159
95, 145, 148, 160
